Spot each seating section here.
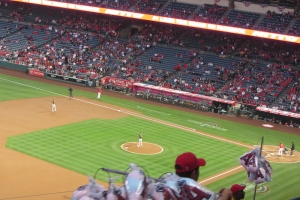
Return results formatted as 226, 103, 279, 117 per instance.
288, 18, 300, 35
220, 10, 260, 28
131, 0, 167, 14
256, 11, 292, 33
1, 2, 300, 111
279, 80, 300, 112
177, 29, 244, 54
134, 23, 186, 45
2, 24, 57, 51
222, 62, 294, 106
117, 46, 190, 86
236, 38, 300, 65
0, 21, 19, 38
160, 2, 197, 19
192, 4, 227, 23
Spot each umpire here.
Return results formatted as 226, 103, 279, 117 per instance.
68, 86, 73, 98
291, 142, 295, 156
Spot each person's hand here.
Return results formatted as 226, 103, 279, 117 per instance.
219, 188, 232, 200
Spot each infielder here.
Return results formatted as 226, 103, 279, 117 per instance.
278, 142, 284, 156
138, 132, 142, 147
52, 99, 57, 112
97, 87, 102, 99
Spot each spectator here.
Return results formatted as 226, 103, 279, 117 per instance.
230, 184, 246, 200
174, 152, 232, 200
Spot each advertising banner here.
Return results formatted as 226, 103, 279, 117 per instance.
133, 83, 235, 105
28, 69, 44, 78
101, 76, 133, 89
256, 106, 300, 119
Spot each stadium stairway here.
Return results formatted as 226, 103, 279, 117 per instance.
284, 18, 298, 34
217, 8, 231, 24
252, 14, 266, 28
155, 0, 171, 14
186, 5, 201, 20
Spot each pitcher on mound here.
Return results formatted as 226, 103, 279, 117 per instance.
138, 132, 142, 147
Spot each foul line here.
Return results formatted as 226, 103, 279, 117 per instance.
199, 166, 243, 185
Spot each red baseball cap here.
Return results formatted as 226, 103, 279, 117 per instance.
175, 152, 206, 173
230, 184, 246, 194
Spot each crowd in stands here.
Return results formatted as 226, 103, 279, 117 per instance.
222, 61, 296, 107
276, 79, 300, 112
1, 2, 300, 113
237, 38, 300, 65
192, 4, 227, 23
255, 10, 293, 33
134, 23, 186, 46
219, 10, 260, 28
4, 1, 300, 35
159, 2, 197, 19
130, 0, 166, 14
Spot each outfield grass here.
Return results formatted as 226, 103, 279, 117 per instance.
1, 73, 300, 199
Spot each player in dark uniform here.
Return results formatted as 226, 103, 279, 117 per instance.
68, 87, 73, 97
291, 142, 295, 156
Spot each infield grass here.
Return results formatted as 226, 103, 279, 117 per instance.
2, 73, 300, 199
6, 117, 247, 183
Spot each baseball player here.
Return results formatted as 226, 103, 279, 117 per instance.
291, 142, 295, 156
52, 99, 57, 112
97, 87, 102, 99
138, 132, 142, 147
68, 86, 73, 98
278, 142, 284, 156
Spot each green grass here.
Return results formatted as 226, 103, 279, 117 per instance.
1, 73, 300, 199
6, 117, 247, 183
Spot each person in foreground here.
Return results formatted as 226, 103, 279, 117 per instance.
230, 184, 246, 200
175, 152, 232, 200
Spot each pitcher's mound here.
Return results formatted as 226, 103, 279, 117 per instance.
121, 142, 163, 155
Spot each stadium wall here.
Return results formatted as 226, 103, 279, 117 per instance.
0, 61, 28, 72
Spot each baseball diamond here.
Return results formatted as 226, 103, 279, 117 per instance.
1, 68, 300, 200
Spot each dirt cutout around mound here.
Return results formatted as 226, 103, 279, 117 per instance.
121, 142, 163, 155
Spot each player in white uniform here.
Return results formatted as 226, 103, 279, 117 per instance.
138, 132, 142, 147
52, 99, 57, 112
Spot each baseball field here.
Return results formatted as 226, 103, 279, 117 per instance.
0, 68, 300, 200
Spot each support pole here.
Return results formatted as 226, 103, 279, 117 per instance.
253, 136, 264, 200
